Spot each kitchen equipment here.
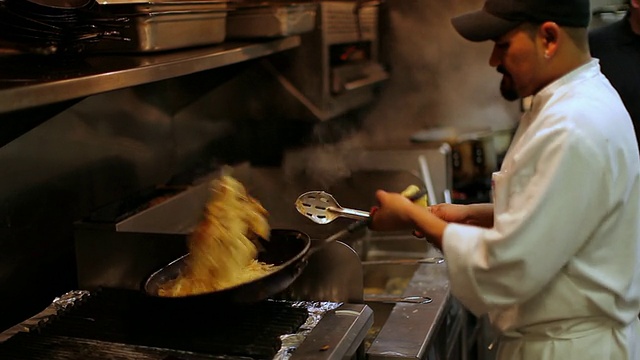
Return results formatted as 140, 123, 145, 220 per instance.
144, 183, 426, 304
0, 287, 373, 360
74, 171, 365, 303
144, 203, 394, 303
92, 0, 230, 52
418, 155, 438, 206
362, 257, 445, 265
411, 127, 514, 202
265, 0, 388, 120
295, 187, 428, 226
226, 2, 317, 38
296, 190, 370, 224
0, 0, 127, 54
364, 295, 432, 304
27, 0, 92, 8
143, 228, 311, 304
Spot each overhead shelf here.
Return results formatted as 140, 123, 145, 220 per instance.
0, 36, 301, 114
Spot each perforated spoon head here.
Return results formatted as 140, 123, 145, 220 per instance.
295, 191, 342, 224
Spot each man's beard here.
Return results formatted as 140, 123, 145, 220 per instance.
498, 66, 519, 101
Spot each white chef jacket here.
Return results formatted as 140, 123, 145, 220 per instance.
442, 59, 640, 359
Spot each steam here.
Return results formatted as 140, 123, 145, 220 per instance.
282, 136, 366, 188
282, 0, 520, 188
362, 0, 520, 144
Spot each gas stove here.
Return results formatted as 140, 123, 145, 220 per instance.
0, 288, 372, 360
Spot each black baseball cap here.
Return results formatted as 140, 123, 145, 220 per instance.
451, 0, 591, 42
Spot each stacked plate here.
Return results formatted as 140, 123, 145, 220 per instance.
0, 0, 128, 55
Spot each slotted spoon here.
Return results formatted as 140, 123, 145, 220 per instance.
295, 188, 428, 225
295, 191, 370, 225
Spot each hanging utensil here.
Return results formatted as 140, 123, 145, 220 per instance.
295, 191, 370, 225
364, 295, 432, 304
361, 257, 445, 266
418, 155, 437, 206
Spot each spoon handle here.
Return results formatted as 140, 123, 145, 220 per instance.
329, 207, 370, 220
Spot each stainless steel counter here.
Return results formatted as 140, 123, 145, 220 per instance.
0, 36, 300, 114
360, 234, 488, 360
363, 240, 453, 360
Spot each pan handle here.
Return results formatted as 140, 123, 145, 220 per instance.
310, 218, 370, 256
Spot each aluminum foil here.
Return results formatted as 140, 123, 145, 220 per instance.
273, 300, 342, 360
0, 290, 90, 343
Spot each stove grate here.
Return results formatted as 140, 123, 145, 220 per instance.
0, 288, 308, 360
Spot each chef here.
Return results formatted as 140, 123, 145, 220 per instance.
369, 0, 640, 359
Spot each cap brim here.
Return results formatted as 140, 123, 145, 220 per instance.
451, 10, 521, 42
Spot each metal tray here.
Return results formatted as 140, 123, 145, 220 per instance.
93, 9, 227, 52
226, 2, 316, 38
97, 0, 230, 11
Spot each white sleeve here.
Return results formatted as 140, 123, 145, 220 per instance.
442, 124, 610, 316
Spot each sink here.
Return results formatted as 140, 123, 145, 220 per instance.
359, 234, 444, 300
351, 232, 441, 261
363, 263, 419, 296
362, 262, 419, 351
355, 233, 449, 357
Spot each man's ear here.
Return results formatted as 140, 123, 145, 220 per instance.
539, 22, 560, 58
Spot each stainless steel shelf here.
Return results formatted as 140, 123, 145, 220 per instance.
0, 36, 301, 114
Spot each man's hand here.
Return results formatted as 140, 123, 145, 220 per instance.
369, 190, 418, 232
369, 190, 448, 249
430, 203, 494, 228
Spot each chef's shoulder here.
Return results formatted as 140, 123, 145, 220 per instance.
537, 89, 631, 156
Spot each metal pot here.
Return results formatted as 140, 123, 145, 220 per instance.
411, 127, 514, 186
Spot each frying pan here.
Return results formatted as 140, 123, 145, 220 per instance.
143, 188, 427, 305
143, 229, 311, 305
143, 218, 374, 305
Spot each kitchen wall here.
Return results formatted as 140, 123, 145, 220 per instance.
0, 0, 523, 331
0, 61, 301, 330
279, 0, 520, 192
362, 0, 519, 143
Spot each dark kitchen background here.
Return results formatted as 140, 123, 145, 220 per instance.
0, 0, 534, 332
